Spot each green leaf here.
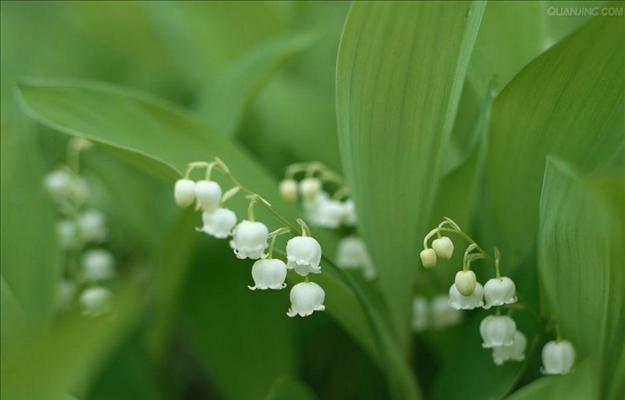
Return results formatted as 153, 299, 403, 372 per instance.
336, 1, 486, 348
538, 156, 625, 396
0, 117, 62, 322
508, 360, 598, 400
485, 11, 624, 265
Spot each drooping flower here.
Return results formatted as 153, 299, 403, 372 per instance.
432, 236, 454, 260
336, 236, 377, 280
200, 208, 237, 239
304, 191, 330, 225
78, 210, 107, 243
229, 220, 269, 259
342, 199, 357, 226
420, 248, 437, 268
44, 169, 73, 199
279, 179, 298, 202
286, 236, 322, 276
542, 340, 576, 375
493, 331, 527, 365
56, 219, 78, 249
480, 315, 517, 348
454, 270, 477, 296
299, 177, 321, 201
286, 281, 325, 317
80, 286, 113, 317
248, 258, 288, 290
82, 249, 115, 282
195, 180, 222, 212
174, 178, 196, 207
314, 199, 345, 228
483, 277, 517, 309
430, 294, 462, 329
449, 282, 484, 310
412, 296, 429, 332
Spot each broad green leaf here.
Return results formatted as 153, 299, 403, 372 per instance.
336, 1, 486, 349
14, 79, 414, 397
199, 32, 317, 135
1, 117, 62, 322
538, 156, 624, 396
508, 360, 598, 400
485, 11, 624, 265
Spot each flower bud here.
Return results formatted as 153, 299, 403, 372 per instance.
484, 277, 517, 309
480, 315, 517, 348
79, 286, 113, 317
82, 249, 115, 282
454, 270, 477, 296
229, 220, 269, 259
542, 340, 575, 375
286, 236, 322, 276
420, 248, 437, 268
279, 179, 298, 202
299, 178, 321, 201
432, 236, 454, 259
174, 179, 196, 207
44, 169, 73, 199
200, 208, 237, 238
248, 258, 287, 290
449, 281, 484, 310
195, 180, 222, 212
493, 331, 527, 365
287, 282, 325, 317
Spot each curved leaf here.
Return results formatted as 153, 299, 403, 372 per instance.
336, 0, 486, 348
485, 11, 624, 265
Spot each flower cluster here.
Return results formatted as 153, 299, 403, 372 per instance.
279, 162, 376, 281
44, 138, 115, 317
419, 217, 575, 374
174, 158, 326, 318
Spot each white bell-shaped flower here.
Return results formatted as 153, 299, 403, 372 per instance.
420, 248, 437, 268
342, 199, 357, 226
454, 270, 477, 296
484, 277, 517, 309
248, 258, 287, 290
56, 280, 76, 309
449, 282, 484, 310
78, 210, 107, 243
542, 340, 576, 375
412, 296, 429, 332
201, 208, 236, 238
279, 179, 298, 202
82, 249, 115, 282
493, 331, 527, 365
44, 169, 73, 199
430, 294, 462, 329
287, 281, 325, 317
336, 236, 367, 269
229, 220, 269, 259
57, 219, 78, 249
80, 286, 113, 317
304, 191, 329, 225
174, 178, 196, 207
315, 199, 345, 228
480, 315, 517, 348
299, 177, 321, 201
286, 236, 322, 276
432, 236, 454, 259
195, 180, 222, 212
